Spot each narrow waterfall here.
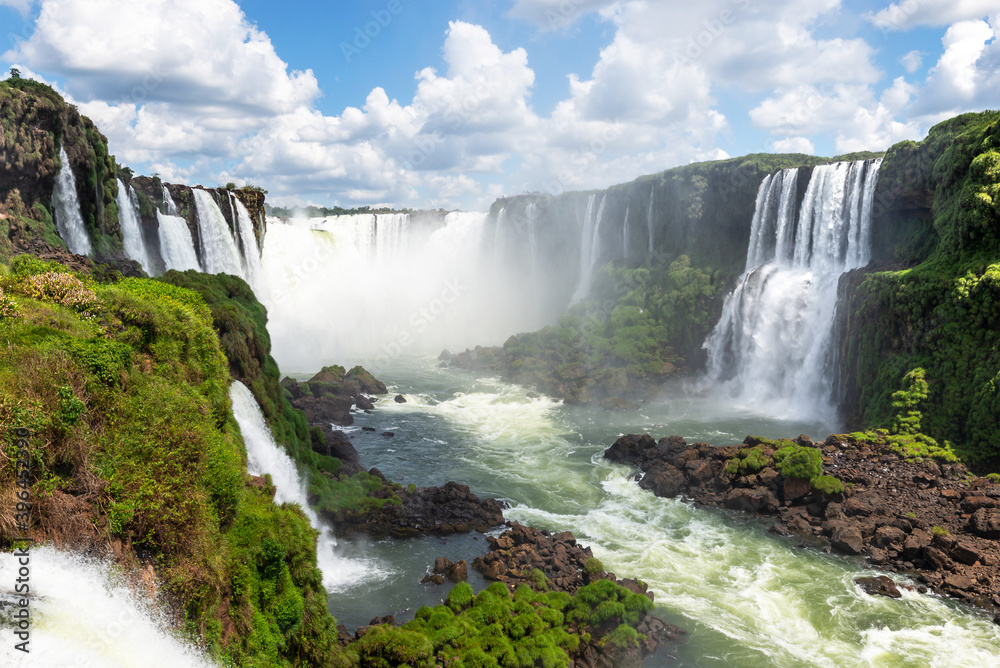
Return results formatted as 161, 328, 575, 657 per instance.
646, 188, 654, 256
156, 211, 202, 272
52, 146, 92, 256
192, 189, 244, 278
703, 159, 882, 423
230, 194, 265, 294
622, 205, 630, 261
116, 179, 155, 274
569, 194, 607, 305
526, 202, 539, 280
161, 186, 179, 215
228, 381, 376, 591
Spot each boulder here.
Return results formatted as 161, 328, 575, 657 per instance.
855, 575, 902, 599
394, 394, 406, 403
309, 365, 347, 383
310, 424, 363, 474
355, 395, 375, 411
829, 521, 864, 555
969, 508, 1000, 539
346, 366, 388, 394
293, 395, 353, 425
638, 463, 686, 498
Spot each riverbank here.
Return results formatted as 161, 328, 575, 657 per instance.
605, 432, 1000, 618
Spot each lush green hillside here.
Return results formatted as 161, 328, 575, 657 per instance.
839, 111, 1000, 468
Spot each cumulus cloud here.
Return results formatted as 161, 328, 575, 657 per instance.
868, 0, 998, 31
901, 50, 923, 73
507, 0, 618, 30
911, 19, 998, 116
0, 0, 34, 14
772, 137, 814, 154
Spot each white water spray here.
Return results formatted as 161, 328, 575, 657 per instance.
703, 159, 882, 423
116, 179, 155, 274
52, 146, 92, 256
0, 547, 214, 667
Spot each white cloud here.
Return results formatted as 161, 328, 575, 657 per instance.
772, 137, 814, 154
901, 50, 923, 73
0, 0, 34, 14
507, 0, 618, 30
868, 0, 998, 31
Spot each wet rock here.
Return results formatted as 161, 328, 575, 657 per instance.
639, 463, 686, 498
830, 522, 864, 555
293, 394, 354, 425
855, 575, 902, 599
420, 573, 445, 585
380, 431, 395, 438
394, 394, 406, 403
355, 395, 375, 411
310, 424, 363, 474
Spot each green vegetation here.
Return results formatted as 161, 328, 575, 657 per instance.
774, 444, 822, 481
724, 445, 773, 477
810, 475, 845, 496
932, 525, 950, 538
0, 257, 340, 666
345, 577, 653, 667
844, 112, 1000, 468
157, 270, 403, 518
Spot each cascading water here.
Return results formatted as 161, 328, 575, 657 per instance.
228, 381, 384, 591
116, 179, 155, 274
526, 202, 539, 280
161, 186, 179, 215
703, 159, 882, 423
230, 194, 265, 295
622, 205, 630, 261
0, 547, 215, 667
569, 194, 607, 305
51, 146, 92, 256
192, 189, 245, 279
646, 188, 655, 256
156, 211, 202, 272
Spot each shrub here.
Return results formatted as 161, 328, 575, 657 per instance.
583, 558, 604, 575
932, 525, 949, 538
811, 475, 844, 496
446, 581, 475, 613
778, 445, 822, 480
17, 272, 97, 312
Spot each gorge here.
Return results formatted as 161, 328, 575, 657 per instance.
2, 74, 1000, 668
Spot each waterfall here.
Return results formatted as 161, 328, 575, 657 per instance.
192, 189, 244, 278
622, 205, 630, 261
156, 211, 202, 272
230, 194, 265, 295
161, 186, 179, 215
116, 179, 155, 274
52, 146, 92, 256
646, 188, 655, 256
0, 547, 215, 667
526, 202, 538, 280
228, 380, 375, 591
569, 194, 607, 305
703, 159, 882, 423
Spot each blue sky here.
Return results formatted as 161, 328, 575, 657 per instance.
1, 0, 998, 210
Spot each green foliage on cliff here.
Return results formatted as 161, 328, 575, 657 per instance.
345, 577, 652, 667
0, 258, 341, 666
500, 255, 722, 403
0, 78, 125, 262
843, 112, 1000, 467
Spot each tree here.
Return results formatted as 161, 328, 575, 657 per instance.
9, 67, 21, 80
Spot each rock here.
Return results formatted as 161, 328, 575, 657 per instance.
346, 366, 388, 394
380, 431, 394, 438
309, 365, 347, 383
394, 394, 406, 403
438, 349, 452, 361
292, 395, 353, 426
969, 508, 1000, 539
944, 573, 975, 590
874, 525, 907, 549
952, 543, 983, 566
445, 560, 468, 582
923, 546, 954, 571
279, 376, 302, 399
855, 575, 902, 599
639, 463, 686, 498
830, 521, 864, 555
962, 496, 999, 512
311, 424, 362, 473
355, 395, 375, 411
526, 391, 540, 399
434, 557, 454, 574
724, 488, 780, 513
420, 574, 445, 585
783, 477, 812, 502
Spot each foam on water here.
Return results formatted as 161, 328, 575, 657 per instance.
0, 547, 214, 667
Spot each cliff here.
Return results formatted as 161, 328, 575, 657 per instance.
836, 111, 1000, 467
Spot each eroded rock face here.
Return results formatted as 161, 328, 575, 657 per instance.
605, 432, 1000, 616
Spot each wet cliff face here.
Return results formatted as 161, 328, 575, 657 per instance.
0, 78, 124, 265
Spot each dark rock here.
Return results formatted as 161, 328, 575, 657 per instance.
292, 394, 354, 426
355, 395, 375, 411
952, 543, 983, 566
394, 394, 406, 403
380, 431, 395, 438
944, 573, 975, 590
830, 521, 864, 555
421, 574, 445, 585
855, 575, 902, 599
783, 477, 811, 502
969, 508, 1000, 539
874, 525, 907, 549
526, 391, 540, 399
346, 366, 388, 394
438, 349, 452, 361
311, 424, 363, 474
639, 463, 686, 498
362, 426, 376, 432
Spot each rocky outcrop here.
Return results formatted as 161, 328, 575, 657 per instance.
323, 481, 505, 539
284, 364, 387, 426
606, 433, 1000, 616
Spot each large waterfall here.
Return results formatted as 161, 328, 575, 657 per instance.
262, 211, 544, 372
116, 179, 155, 274
703, 159, 882, 423
51, 146, 92, 256
228, 381, 378, 592
230, 194, 265, 295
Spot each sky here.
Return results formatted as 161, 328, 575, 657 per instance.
1, 0, 998, 211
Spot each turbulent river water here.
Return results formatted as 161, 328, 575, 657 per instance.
323, 355, 1000, 668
